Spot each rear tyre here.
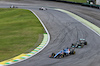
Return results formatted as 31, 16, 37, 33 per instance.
70, 51, 75, 55
60, 54, 64, 58
72, 51, 75, 55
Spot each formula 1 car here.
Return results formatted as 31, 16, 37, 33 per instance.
71, 39, 87, 48
39, 7, 47, 10
10, 5, 18, 8
79, 39, 87, 45
49, 48, 75, 58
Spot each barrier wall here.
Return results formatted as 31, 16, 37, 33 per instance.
96, 0, 100, 5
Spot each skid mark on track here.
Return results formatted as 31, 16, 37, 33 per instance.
55, 9, 100, 36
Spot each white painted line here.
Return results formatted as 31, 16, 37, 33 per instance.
0, 65, 4, 66
29, 9, 50, 53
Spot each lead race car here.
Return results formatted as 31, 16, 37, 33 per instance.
39, 7, 47, 10
49, 47, 75, 58
71, 39, 87, 48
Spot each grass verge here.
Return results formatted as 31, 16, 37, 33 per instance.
0, 8, 44, 61
61, 0, 87, 3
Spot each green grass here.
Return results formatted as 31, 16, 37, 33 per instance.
61, 0, 87, 3
0, 8, 44, 61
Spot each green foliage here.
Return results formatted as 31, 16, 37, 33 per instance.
0, 8, 44, 61
61, 0, 87, 3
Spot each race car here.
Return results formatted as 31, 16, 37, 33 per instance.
39, 7, 47, 10
49, 47, 75, 58
79, 39, 87, 45
10, 5, 18, 8
71, 39, 87, 48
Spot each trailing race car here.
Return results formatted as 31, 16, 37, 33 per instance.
39, 7, 47, 10
49, 47, 75, 58
71, 39, 87, 48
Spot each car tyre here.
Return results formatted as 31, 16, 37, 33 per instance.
84, 42, 87, 45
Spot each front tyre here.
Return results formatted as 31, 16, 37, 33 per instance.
72, 51, 75, 55
84, 42, 87, 45
60, 54, 64, 58
70, 51, 75, 55
49, 53, 55, 58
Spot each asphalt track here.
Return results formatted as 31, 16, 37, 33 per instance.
0, 1, 100, 66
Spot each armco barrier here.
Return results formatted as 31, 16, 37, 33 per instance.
0, 9, 50, 66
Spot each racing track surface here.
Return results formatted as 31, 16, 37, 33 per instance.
0, 1, 100, 66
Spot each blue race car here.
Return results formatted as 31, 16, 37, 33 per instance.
49, 48, 75, 58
